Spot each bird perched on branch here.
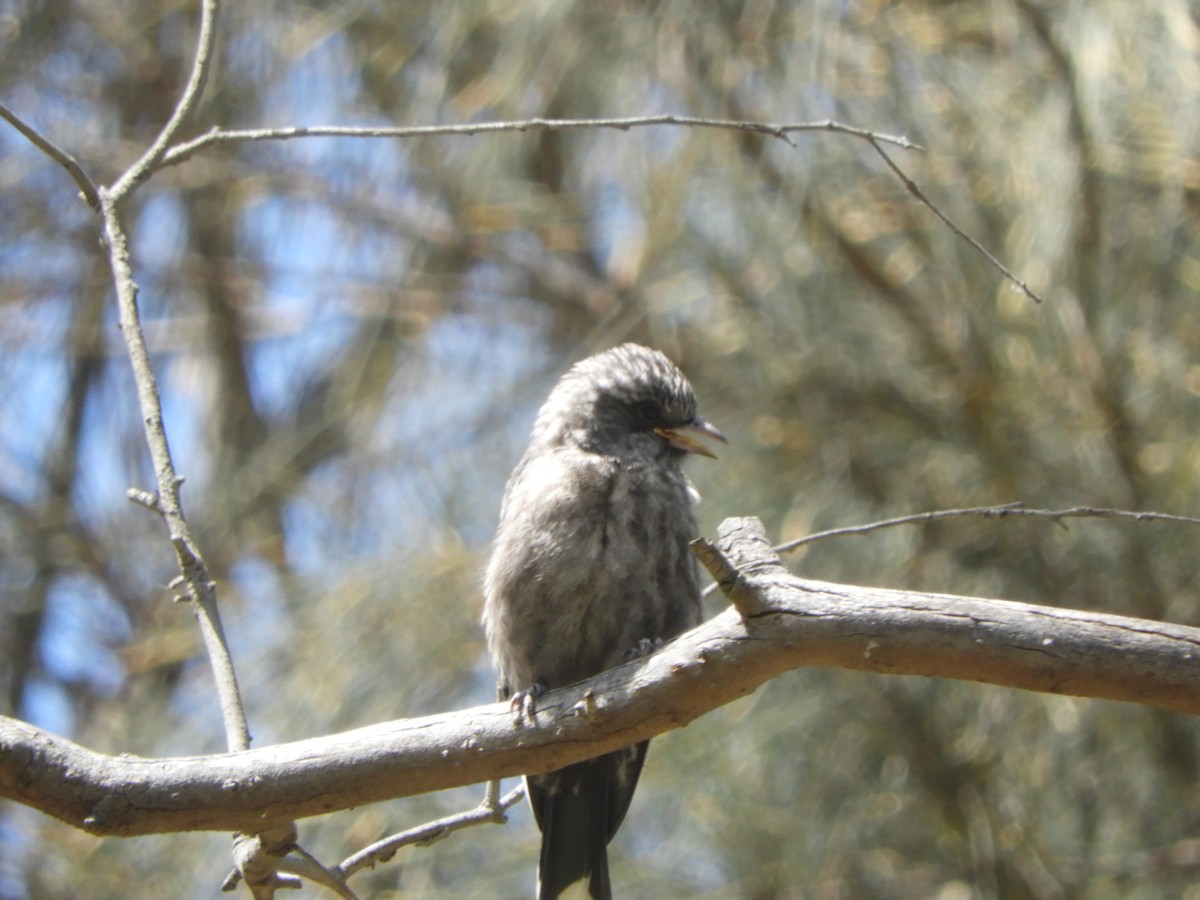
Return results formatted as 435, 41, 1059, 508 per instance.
484, 343, 724, 899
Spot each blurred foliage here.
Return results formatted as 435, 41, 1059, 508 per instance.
2, 0, 1200, 897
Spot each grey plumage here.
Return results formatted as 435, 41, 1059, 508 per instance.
484, 343, 723, 900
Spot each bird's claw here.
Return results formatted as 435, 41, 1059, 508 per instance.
624, 637, 664, 661
509, 684, 545, 725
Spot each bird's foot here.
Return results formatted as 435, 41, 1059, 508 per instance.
624, 636, 664, 661
509, 683, 545, 725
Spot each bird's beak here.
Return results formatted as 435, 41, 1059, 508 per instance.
655, 418, 728, 459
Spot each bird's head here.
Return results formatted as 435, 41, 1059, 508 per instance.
532, 343, 726, 464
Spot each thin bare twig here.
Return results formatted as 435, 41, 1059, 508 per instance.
277, 847, 357, 899
98, 189, 251, 751
698, 501, 1200, 598
775, 501, 1028, 554
336, 785, 526, 880
989, 505, 1200, 529
866, 136, 1043, 303
781, 502, 1200, 555
125, 487, 163, 513
0, 100, 101, 210
159, 115, 920, 169
108, 0, 222, 199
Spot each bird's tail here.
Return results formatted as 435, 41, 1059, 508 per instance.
536, 783, 612, 900
529, 742, 648, 900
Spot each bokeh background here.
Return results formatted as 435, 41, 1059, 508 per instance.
3, 1, 1200, 897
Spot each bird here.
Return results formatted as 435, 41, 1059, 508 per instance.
483, 343, 725, 899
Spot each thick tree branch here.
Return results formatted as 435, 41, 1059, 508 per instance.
4, 517, 1199, 839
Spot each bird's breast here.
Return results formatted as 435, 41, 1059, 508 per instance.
484, 448, 700, 690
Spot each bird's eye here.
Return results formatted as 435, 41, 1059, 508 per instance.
634, 399, 661, 425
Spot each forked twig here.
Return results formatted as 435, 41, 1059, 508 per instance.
336, 785, 526, 880
109, 0, 222, 199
